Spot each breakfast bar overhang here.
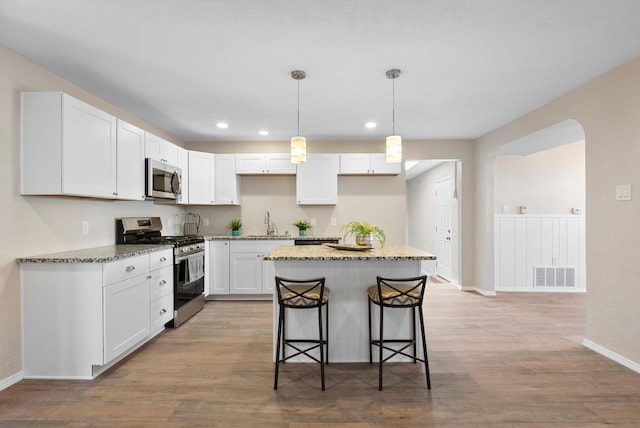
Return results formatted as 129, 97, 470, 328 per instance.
263, 245, 436, 362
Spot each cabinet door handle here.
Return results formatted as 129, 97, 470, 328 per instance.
159, 257, 167, 262
147, 275, 152, 279
159, 280, 167, 285
160, 308, 167, 315
125, 265, 136, 272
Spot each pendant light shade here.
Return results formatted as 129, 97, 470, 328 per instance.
386, 69, 402, 163
291, 70, 307, 164
291, 136, 306, 164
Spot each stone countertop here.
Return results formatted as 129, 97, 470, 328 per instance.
205, 235, 341, 241
17, 244, 173, 264
263, 244, 436, 261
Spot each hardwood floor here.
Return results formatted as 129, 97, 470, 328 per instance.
2, 282, 640, 427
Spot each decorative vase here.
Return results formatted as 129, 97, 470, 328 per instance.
356, 232, 374, 246
232, 230, 240, 236
298, 229, 307, 236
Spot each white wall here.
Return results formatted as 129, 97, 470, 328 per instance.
476, 56, 640, 370
494, 140, 585, 214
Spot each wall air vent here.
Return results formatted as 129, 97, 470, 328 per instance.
534, 266, 575, 288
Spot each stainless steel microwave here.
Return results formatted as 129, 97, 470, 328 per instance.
145, 158, 182, 200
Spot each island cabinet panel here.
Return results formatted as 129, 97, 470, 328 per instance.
296, 153, 339, 205
21, 91, 117, 199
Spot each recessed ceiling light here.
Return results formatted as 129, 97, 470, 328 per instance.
216, 122, 228, 129
259, 130, 269, 136
365, 122, 377, 129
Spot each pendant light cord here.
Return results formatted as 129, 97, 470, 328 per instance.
392, 76, 395, 135
297, 79, 301, 136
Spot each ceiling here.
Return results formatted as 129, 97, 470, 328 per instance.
2, 0, 640, 144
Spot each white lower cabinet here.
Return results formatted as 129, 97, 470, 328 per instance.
21, 248, 173, 379
207, 240, 290, 298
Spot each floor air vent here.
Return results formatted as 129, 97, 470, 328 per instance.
534, 266, 575, 287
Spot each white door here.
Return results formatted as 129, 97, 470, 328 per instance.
436, 177, 452, 280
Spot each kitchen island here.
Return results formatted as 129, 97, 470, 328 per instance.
263, 244, 436, 362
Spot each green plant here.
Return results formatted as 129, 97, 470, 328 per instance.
228, 219, 243, 231
293, 219, 312, 230
341, 221, 385, 247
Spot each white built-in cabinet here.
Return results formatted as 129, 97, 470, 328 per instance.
188, 150, 216, 204
21, 92, 118, 199
339, 153, 401, 175
21, 248, 174, 379
296, 153, 340, 205
144, 132, 178, 166
236, 153, 297, 174
215, 154, 240, 205
115, 120, 145, 200
176, 146, 189, 205
206, 241, 230, 295
494, 215, 586, 291
207, 240, 290, 297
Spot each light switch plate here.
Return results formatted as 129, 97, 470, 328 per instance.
616, 184, 631, 201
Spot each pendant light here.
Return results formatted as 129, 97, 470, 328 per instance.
290, 70, 307, 164
386, 68, 402, 163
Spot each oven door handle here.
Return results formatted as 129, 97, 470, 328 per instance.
175, 251, 204, 264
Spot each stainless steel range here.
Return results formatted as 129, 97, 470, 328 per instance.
116, 217, 205, 327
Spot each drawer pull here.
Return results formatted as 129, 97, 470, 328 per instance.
159, 280, 167, 286
125, 265, 136, 272
159, 257, 167, 262
160, 308, 167, 315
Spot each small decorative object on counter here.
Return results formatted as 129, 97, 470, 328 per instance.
293, 220, 312, 236
229, 219, 243, 236
341, 220, 386, 247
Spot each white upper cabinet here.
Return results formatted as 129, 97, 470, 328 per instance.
215, 154, 240, 205
116, 120, 145, 201
176, 146, 189, 205
144, 132, 178, 166
339, 153, 401, 175
236, 153, 296, 175
21, 92, 117, 199
296, 153, 339, 205
188, 150, 216, 205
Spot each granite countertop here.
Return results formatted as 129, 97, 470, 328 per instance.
263, 244, 436, 261
205, 235, 341, 241
17, 244, 173, 264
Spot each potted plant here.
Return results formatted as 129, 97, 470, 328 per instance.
293, 219, 312, 236
229, 219, 242, 236
341, 220, 385, 247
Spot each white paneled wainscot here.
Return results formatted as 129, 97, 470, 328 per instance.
494, 215, 586, 291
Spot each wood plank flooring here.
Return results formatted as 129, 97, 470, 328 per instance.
2, 282, 640, 427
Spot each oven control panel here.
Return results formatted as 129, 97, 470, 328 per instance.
176, 242, 205, 256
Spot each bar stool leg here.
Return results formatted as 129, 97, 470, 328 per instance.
412, 306, 417, 363
274, 305, 284, 390
378, 304, 384, 391
418, 305, 431, 389
368, 299, 373, 364
318, 304, 325, 391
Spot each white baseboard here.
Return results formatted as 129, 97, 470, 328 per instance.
496, 287, 586, 293
0, 371, 23, 391
583, 339, 640, 374
460, 285, 496, 296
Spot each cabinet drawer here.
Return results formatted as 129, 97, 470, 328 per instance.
150, 293, 173, 333
150, 265, 173, 301
150, 249, 173, 271
103, 254, 149, 285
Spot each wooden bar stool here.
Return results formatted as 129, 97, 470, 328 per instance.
274, 276, 330, 391
367, 275, 431, 391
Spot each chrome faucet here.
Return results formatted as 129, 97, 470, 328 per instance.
265, 211, 275, 236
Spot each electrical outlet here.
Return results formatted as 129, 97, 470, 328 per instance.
81, 221, 89, 235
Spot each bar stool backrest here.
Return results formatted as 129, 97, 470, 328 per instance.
375, 275, 428, 308
275, 276, 327, 308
